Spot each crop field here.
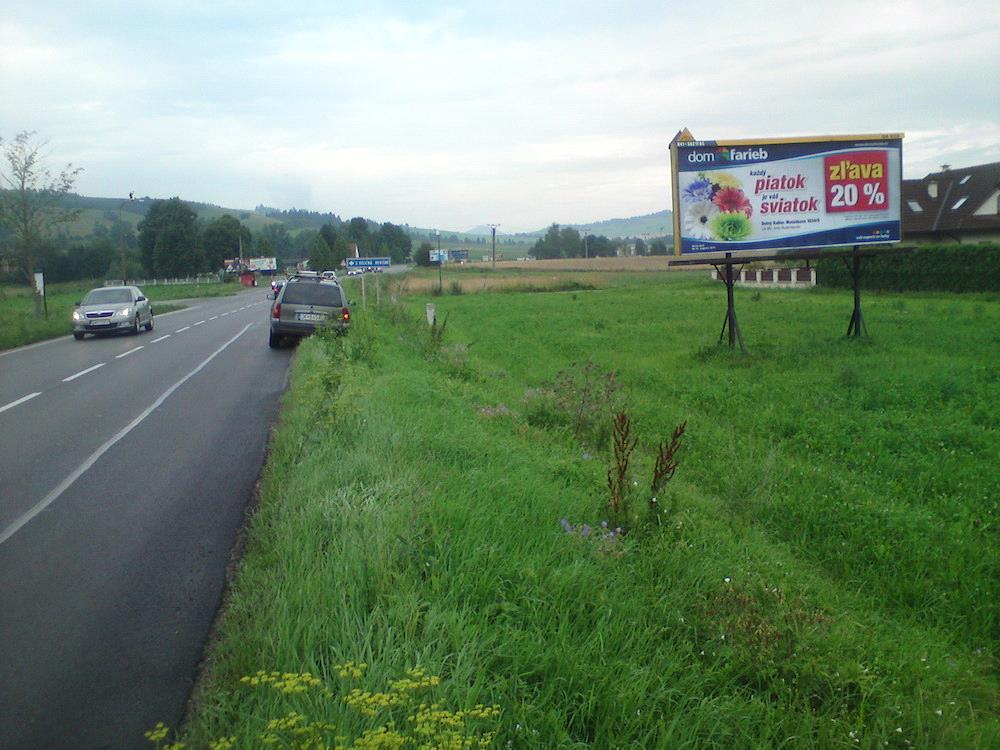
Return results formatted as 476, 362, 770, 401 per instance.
462, 255, 681, 272
179, 272, 997, 749
368, 261, 714, 298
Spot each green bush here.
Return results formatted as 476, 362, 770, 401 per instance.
815, 242, 1000, 292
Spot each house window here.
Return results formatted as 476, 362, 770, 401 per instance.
959, 175, 971, 185
907, 200, 923, 212
951, 197, 968, 210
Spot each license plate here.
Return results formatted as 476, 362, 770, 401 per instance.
90, 321, 111, 327
297, 312, 324, 322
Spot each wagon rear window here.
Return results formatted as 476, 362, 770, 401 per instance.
282, 283, 343, 306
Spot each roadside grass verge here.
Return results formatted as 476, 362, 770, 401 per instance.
0, 279, 241, 350
180, 275, 998, 749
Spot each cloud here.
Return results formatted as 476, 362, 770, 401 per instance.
2, 1, 998, 230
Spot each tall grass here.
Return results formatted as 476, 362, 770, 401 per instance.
180, 275, 998, 749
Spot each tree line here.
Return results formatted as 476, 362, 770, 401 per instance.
531, 224, 670, 259
0, 132, 412, 287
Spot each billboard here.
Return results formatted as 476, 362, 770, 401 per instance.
247, 256, 277, 271
671, 133, 902, 255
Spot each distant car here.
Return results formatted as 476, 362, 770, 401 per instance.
321, 270, 338, 281
72, 285, 153, 340
270, 276, 287, 295
346, 269, 361, 276
269, 274, 350, 348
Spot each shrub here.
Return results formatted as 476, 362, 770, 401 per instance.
814, 242, 1000, 292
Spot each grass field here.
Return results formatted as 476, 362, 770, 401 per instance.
0, 279, 242, 351
173, 272, 997, 748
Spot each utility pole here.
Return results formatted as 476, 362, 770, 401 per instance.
487, 223, 500, 270
436, 230, 442, 293
119, 191, 134, 284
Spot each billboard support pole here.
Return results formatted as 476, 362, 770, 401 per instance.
845, 247, 868, 338
715, 253, 746, 353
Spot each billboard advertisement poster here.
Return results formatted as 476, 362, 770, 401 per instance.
671, 134, 902, 255
247, 257, 277, 271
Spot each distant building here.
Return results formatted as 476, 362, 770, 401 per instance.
902, 162, 1000, 243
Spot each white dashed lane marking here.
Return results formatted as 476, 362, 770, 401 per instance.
62, 363, 106, 382
0, 392, 42, 414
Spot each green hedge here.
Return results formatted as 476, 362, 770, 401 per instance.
815, 242, 1000, 292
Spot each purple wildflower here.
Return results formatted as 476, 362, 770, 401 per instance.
559, 518, 573, 533
580, 525, 592, 538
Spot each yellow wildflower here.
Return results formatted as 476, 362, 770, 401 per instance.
144, 722, 170, 743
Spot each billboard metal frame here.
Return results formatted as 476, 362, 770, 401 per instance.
668, 128, 911, 352
669, 245, 915, 352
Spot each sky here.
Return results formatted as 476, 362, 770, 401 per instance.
2, 1, 998, 233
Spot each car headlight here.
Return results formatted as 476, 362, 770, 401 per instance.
118, 307, 132, 317
72, 310, 83, 321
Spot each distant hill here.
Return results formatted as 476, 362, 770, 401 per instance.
469, 210, 673, 241
59, 194, 288, 238
568, 209, 673, 239
55, 193, 671, 244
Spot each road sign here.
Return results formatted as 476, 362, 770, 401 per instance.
346, 257, 390, 268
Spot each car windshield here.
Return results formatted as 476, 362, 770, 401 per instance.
82, 289, 133, 305
282, 283, 343, 306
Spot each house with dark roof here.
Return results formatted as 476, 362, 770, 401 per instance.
902, 162, 1000, 243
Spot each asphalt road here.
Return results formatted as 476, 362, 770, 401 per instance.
0, 287, 293, 749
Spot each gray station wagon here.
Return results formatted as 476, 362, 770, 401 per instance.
72, 285, 154, 340
269, 275, 350, 348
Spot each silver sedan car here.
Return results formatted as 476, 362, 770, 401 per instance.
72, 285, 154, 340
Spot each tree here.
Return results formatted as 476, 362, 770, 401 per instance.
318, 223, 352, 268
331, 235, 352, 267
414, 241, 433, 266
376, 222, 412, 263
634, 238, 647, 256
347, 216, 370, 255
559, 226, 582, 258
258, 222, 292, 256
588, 234, 614, 257
255, 236, 274, 257
0, 131, 82, 317
72, 238, 118, 280
319, 222, 338, 251
137, 198, 202, 277
309, 234, 336, 271
649, 240, 669, 256
202, 214, 251, 271
291, 229, 319, 259
531, 224, 564, 259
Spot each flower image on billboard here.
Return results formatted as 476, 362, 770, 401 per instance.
670, 134, 903, 255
